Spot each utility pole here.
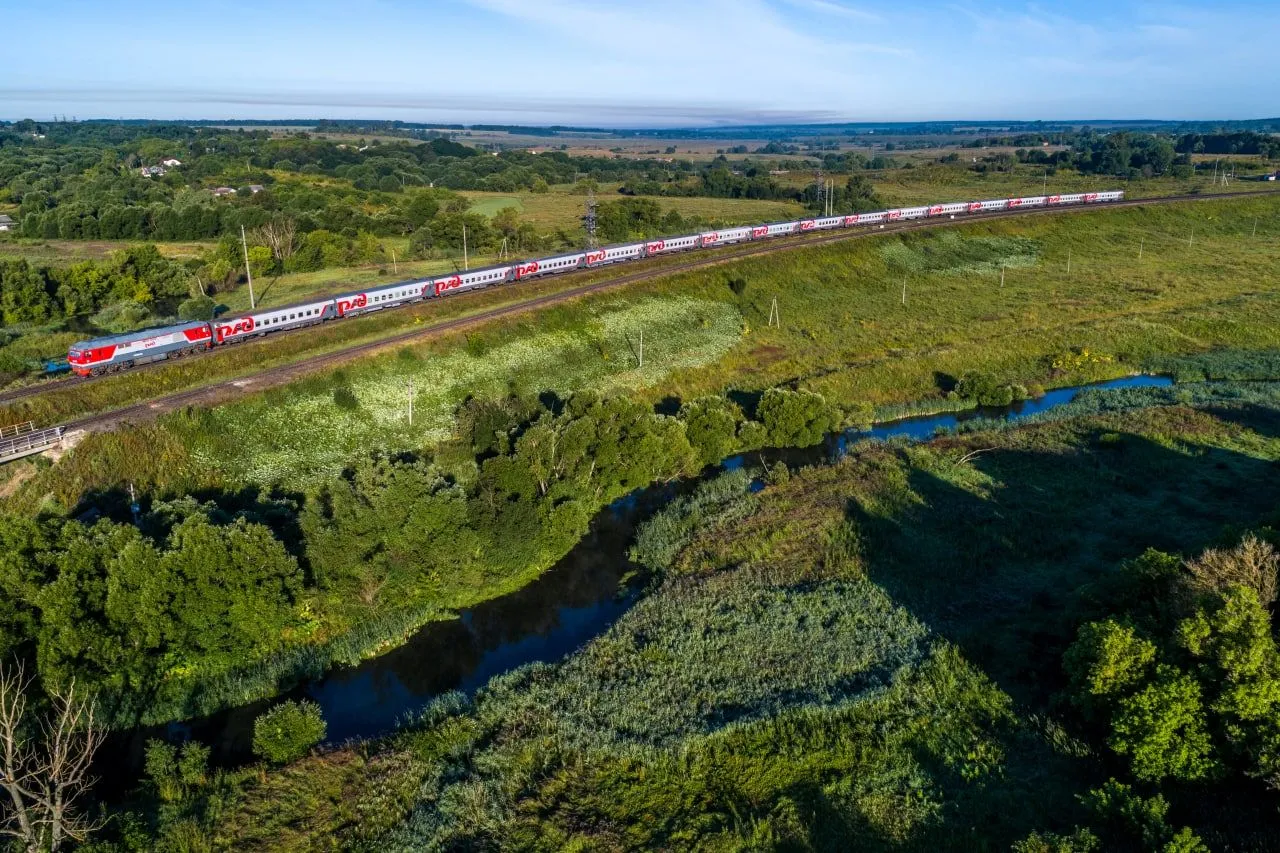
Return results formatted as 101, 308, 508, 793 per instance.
1189, 229, 1194, 247
462, 224, 469, 270
407, 378, 414, 426
768, 296, 780, 326
1066, 248, 1071, 274
1043, 168, 1048, 195
1253, 217, 1258, 238
901, 276, 907, 306
240, 224, 256, 309
390, 248, 397, 275
1000, 266, 1005, 288
1138, 237, 1144, 260
637, 329, 644, 369
585, 187, 598, 249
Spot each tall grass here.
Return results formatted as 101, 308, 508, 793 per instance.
629, 467, 756, 571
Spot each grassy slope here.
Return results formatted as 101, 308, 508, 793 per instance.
173, 396, 1280, 852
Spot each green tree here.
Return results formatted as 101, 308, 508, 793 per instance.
1109, 665, 1217, 782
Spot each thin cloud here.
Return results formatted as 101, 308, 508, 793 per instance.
778, 0, 882, 23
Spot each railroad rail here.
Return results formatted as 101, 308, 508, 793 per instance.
3, 187, 1276, 447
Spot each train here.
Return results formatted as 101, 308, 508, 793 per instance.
66, 189, 1124, 376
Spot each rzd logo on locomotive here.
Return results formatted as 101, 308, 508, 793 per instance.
217, 317, 255, 342
585, 250, 606, 265
435, 275, 463, 296
337, 293, 368, 315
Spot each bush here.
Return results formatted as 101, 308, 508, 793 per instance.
252, 700, 327, 764
332, 386, 360, 411
679, 396, 744, 466
953, 371, 1028, 407
90, 300, 151, 334
177, 294, 216, 321
756, 388, 839, 448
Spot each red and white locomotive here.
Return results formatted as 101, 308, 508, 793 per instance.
67, 189, 1123, 376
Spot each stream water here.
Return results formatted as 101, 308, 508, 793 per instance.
110, 374, 1173, 770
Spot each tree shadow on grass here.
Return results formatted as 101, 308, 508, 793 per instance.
844, 419, 1280, 848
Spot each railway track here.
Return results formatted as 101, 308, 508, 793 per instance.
6, 187, 1276, 439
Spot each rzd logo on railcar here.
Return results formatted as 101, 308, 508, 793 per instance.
216, 317, 255, 342
752, 226, 768, 238
968, 202, 983, 212
435, 275, 463, 296
928, 206, 943, 216
843, 215, 860, 226
702, 233, 719, 245
1047, 195, 1062, 204
585, 250, 606, 265
886, 210, 902, 221
646, 240, 665, 255
799, 220, 815, 231
337, 294, 368, 315
515, 261, 540, 278
1008, 198, 1022, 208
1084, 193, 1099, 202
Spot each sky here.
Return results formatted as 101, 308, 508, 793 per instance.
2, 0, 1276, 126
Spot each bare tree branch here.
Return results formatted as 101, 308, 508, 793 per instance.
0, 662, 104, 852
253, 217, 297, 261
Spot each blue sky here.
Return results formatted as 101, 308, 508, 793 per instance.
2, 0, 1276, 126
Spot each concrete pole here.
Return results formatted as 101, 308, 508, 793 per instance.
240, 225, 256, 309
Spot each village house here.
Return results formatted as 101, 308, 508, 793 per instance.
0, 214, 15, 232
247, 184, 265, 194
139, 165, 167, 178
211, 186, 236, 197
161, 157, 183, 167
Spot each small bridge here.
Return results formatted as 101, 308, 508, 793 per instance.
0, 422, 65, 464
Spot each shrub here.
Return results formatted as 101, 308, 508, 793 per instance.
91, 300, 151, 334
679, 396, 744, 466
756, 388, 838, 447
252, 699, 327, 764
177, 295, 216, 321
952, 371, 1029, 407
332, 386, 360, 411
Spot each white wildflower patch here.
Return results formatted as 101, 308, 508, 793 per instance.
179, 296, 742, 488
